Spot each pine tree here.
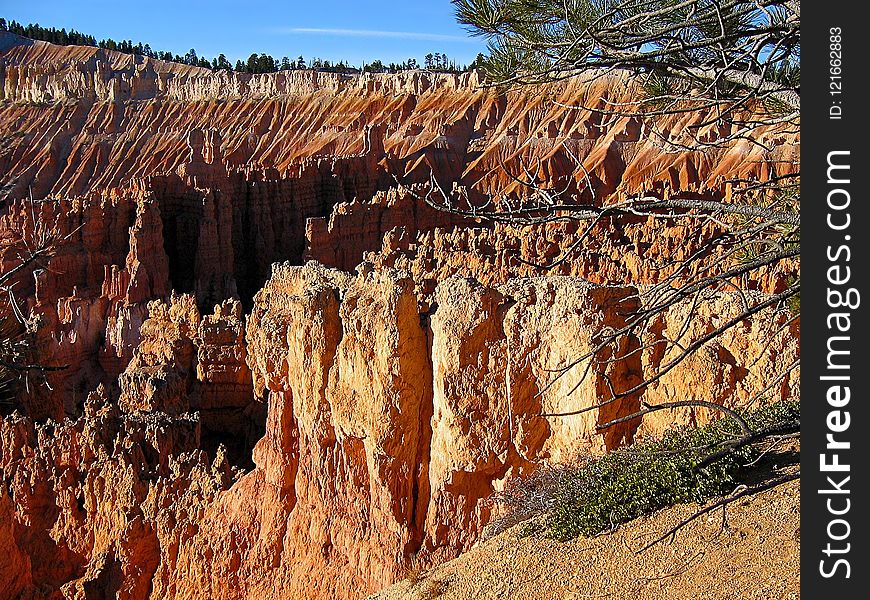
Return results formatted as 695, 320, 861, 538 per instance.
453, 0, 799, 107
215, 54, 232, 71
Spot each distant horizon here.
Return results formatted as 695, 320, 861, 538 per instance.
0, 0, 487, 68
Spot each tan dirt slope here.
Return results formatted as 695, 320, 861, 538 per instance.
369, 479, 799, 600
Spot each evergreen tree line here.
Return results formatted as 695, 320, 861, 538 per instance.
1, 18, 484, 74
1, 18, 97, 47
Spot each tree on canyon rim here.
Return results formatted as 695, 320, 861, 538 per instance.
404, 0, 801, 513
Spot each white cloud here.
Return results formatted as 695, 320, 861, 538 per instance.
273, 27, 478, 44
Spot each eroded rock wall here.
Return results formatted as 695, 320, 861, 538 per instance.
0, 258, 798, 600
2, 31, 795, 205
0, 385, 238, 599
144, 263, 797, 599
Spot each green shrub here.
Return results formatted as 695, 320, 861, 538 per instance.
539, 399, 799, 541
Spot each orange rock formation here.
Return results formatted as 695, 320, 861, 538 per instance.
0, 33, 799, 599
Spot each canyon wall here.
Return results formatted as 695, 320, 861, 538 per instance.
0, 33, 799, 600
0, 263, 798, 599
1, 33, 795, 202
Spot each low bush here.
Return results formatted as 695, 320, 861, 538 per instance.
493, 399, 799, 541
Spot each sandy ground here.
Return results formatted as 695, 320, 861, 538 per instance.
369, 476, 799, 600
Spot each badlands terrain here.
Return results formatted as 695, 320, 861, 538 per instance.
0, 32, 798, 599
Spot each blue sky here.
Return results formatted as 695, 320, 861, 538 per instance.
0, 0, 487, 66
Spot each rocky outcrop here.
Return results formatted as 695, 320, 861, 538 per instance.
0, 258, 798, 599
138, 262, 797, 599
0, 191, 160, 420
422, 276, 644, 561
0, 35, 482, 104
0, 490, 30, 599
196, 299, 261, 452
360, 216, 797, 304
0, 385, 238, 600
2, 30, 795, 204
119, 294, 199, 415
1, 31, 797, 335
118, 294, 261, 464
304, 186, 468, 274
0, 151, 380, 420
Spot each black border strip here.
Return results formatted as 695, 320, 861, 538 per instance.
802, 1, 869, 595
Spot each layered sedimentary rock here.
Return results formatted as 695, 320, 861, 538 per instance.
0, 151, 379, 420
119, 294, 262, 463
2, 32, 795, 204
358, 211, 798, 302
0, 33, 799, 600
0, 385, 238, 599
150, 263, 796, 599
0, 256, 798, 599
1, 30, 798, 325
